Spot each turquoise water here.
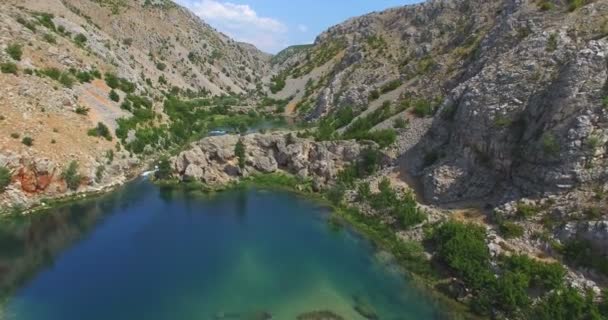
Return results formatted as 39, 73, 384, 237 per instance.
1, 180, 447, 319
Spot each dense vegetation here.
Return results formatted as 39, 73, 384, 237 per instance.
430, 221, 607, 318
115, 94, 275, 154
310, 104, 397, 148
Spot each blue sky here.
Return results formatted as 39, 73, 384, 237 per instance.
174, 0, 422, 53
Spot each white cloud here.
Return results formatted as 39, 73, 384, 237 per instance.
297, 24, 308, 33
178, 0, 288, 53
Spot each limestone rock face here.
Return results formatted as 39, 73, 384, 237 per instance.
171, 133, 376, 188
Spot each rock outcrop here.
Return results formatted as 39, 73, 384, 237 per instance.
172, 133, 378, 190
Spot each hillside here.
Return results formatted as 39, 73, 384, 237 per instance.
0, 0, 272, 210
270, 0, 608, 204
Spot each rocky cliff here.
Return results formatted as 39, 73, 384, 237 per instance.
172, 132, 378, 190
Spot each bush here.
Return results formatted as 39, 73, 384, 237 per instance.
269, 74, 286, 94
327, 184, 346, 205
74, 106, 90, 115
21, 137, 33, 146
541, 133, 560, 156
43, 33, 56, 44
412, 99, 435, 117
561, 239, 608, 277
74, 33, 87, 45
368, 89, 380, 101
235, 139, 246, 169
10, 133, 19, 139
499, 221, 525, 239
0, 166, 11, 192
105, 72, 120, 89
155, 157, 172, 180
156, 62, 166, 71
546, 33, 558, 52
58, 73, 74, 88
0, 62, 18, 74
568, 0, 587, 11
432, 221, 492, 289
109, 90, 120, 102
394, 118, 408, 129
62, 161, 82, 191
380, 79, 402, 94
87, 122, 112, 141
5, 43, 23, 61
528, 286, 600, 319
516, 202, 540, 219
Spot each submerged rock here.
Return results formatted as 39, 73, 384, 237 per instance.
296, 310, 345, 320
353, 295, 379, 320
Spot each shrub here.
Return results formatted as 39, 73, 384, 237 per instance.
76, 71, 93, 83
155, 157, 172, 180
568, 0, 587, 11
269, 74, 286, 94
10, 133, 19, 139
541, 133, 560, 155
5, 43, 23, 61
95, 165, 105, 183
412, 99, 435, 117
43, 33, 56, 44
87, 122, 112, 141
235, 139, 246, 169
380, 79, 402, 94
538, 1, 553, 10
104, 72, 120, 89
156, 62, 166, 71
74, 33, 87, 46
0, 166, 11, 192
58, 73, 74, 88
21, 137, 33, 146
0, 62, 18, 74
368, 89, 380, 101
394, 118, 408, 129
327, 184, 346, 205
109, 90, 120, 102
432, 221, 492, 289
527, 286, 600, 319
35, 12, 55, 31
62, 161, 81, 191
74, 106, 90, 115
499, 221, 525, 239
546, 33, 558, 52
357, 182, 371, 201
561, 239, 608, 277
39, 67, 61, 80
516, 202, 540, 219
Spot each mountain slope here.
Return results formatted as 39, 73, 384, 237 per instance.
0, 0, 271, 210
271, 0, 608, 204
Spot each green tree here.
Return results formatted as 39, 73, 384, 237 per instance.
109, 90, 120, 102
155, 157, 172, 180
21, 137, 33, 146
432, 221, 492, 289
62, 161, 82, 191
235, 139, 246, 169
0, 166, 11, 192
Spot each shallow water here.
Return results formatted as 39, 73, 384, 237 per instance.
1, 180, 446, 319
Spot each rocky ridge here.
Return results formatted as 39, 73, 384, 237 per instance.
172, 132, 378, 190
